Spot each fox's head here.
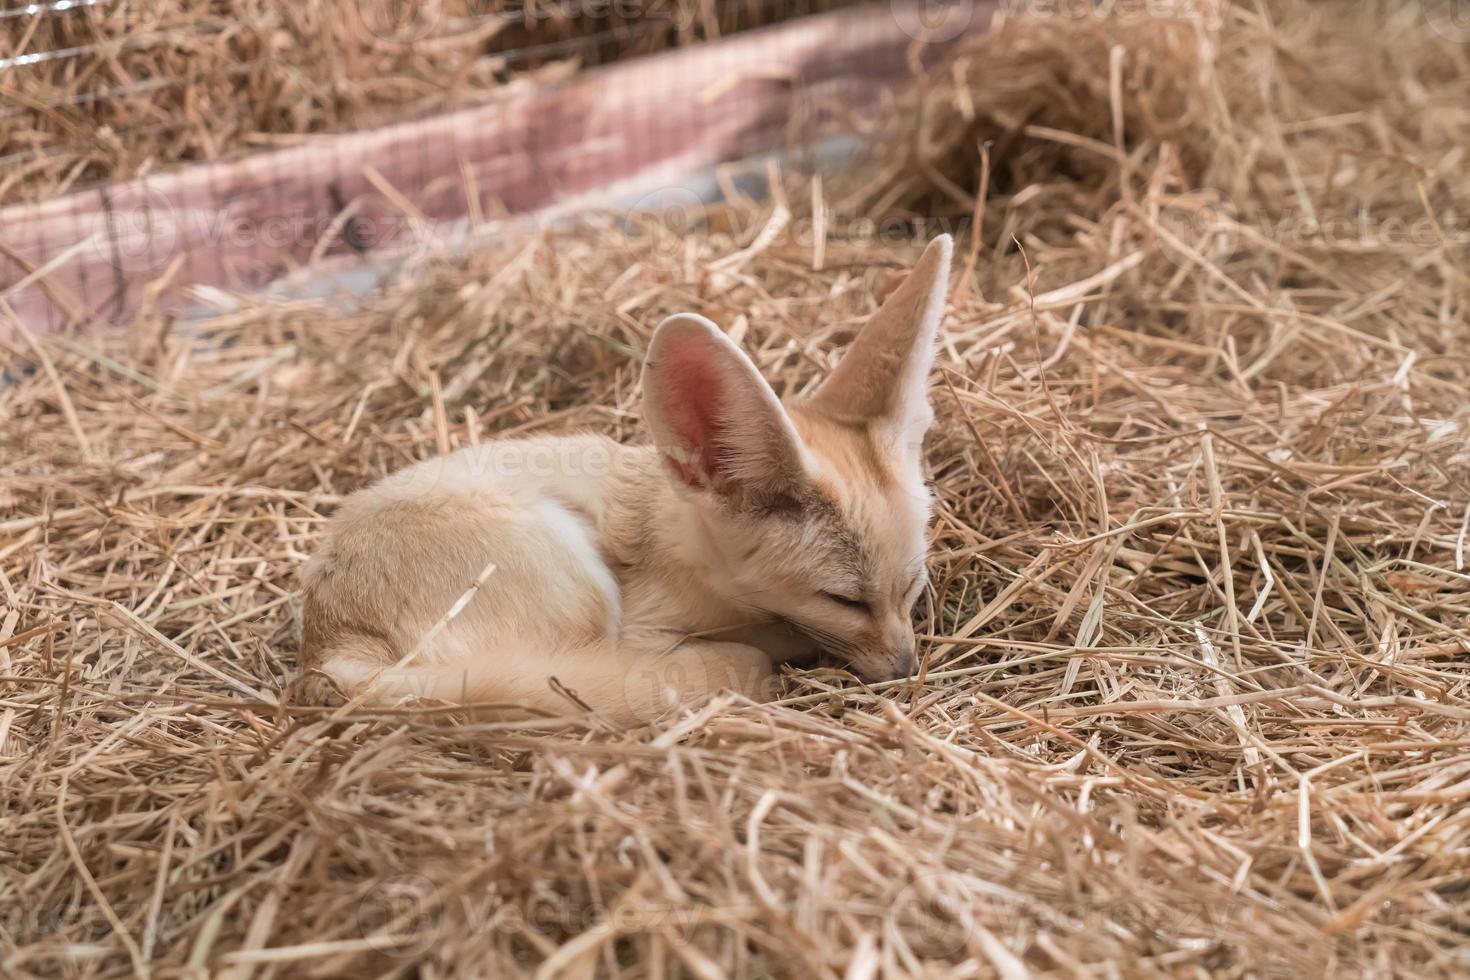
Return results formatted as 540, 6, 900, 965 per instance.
642, 235, 952, 681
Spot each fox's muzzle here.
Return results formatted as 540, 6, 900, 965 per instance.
846, 641, 915, 682
891, 647, 916, 678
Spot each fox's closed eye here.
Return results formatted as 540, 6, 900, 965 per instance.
821, 591, 870, 612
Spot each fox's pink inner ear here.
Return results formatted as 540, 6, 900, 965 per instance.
656, 336, 726, 488
643, 313, 811, 506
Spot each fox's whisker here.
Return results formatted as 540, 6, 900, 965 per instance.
785, 621, 863, 657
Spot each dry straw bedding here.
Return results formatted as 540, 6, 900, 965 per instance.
0, 0, 856, 206
3, 1, 1470, 976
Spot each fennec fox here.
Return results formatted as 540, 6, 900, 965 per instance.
299, 235, 952, 724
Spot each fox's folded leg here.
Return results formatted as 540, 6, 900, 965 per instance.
289, 634, 394, 706
615, 640, 775, 725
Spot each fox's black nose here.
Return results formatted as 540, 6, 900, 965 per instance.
891, 648, 915, 678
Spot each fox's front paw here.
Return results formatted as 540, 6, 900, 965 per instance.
288, 668, 347, 707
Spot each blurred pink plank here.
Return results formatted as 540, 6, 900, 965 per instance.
0, 3, 990, 335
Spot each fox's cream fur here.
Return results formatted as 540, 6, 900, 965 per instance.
299, 235, 953, 724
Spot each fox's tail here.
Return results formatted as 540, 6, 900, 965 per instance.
307, 636, 769, 726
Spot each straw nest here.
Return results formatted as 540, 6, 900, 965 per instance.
0, 0, 854, 206
4, 0, 1470, 975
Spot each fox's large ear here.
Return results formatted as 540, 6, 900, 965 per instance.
806, 234, 952, 442
643, 313, 810, 510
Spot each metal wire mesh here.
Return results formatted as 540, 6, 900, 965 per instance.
0, 0, 865, 198
0, 0, 985, 333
